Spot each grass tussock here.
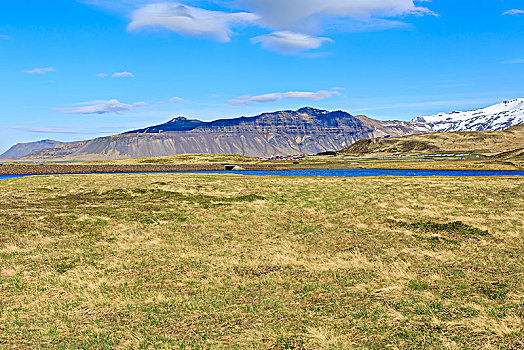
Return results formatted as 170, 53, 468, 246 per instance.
0, 173, 523, 349
394, 220, 490, 237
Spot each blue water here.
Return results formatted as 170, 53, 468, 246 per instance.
1, 168, 524, 180
176, 169, 524, 177
0, 175, 28, 180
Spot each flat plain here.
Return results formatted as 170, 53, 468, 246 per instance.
0, 173, 523, 349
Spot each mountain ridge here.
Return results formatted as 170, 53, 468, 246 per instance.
3, 107, 421, 161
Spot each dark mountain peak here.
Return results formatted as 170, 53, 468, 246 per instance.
168, 116, 189, 123
125, 116, 206, 134
296, 107, 329, 115
295, 107, 354, 120
125, 107, 360, 135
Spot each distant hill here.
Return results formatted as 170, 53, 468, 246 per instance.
340, 124, 524, 156
0, 139, 67, 159
12, 107, 421, 161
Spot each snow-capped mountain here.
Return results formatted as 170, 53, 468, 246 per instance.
412, 99, 524, 132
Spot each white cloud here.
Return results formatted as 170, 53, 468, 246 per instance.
128, 3, 258, 42
169, 96, 187, 102
112, 71, 134, 78
502, 58, 524, 64
240, 0, 436, 33
55, 99, 147, 115
82, 0, 436, 54
251, 31, 333, 54
24, 67, 56, 75
0, 34, 9, 40
229, 89, 341, 105
96, 73, 109, 78
503, 9, 524, 16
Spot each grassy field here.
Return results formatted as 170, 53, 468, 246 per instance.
0, 174, 523, 349
327, 157, 524, 171
83, 153, 523, 171
6, 144, 523, 171
4, 156, 523, 172
80, 153, 260, 165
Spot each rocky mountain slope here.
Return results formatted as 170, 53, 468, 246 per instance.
0, 139, 67, 159
413, 99, 524, 132
340, 124, 524, 156
10, 107, 421, 161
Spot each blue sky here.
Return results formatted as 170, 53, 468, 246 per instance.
1, 0, 524, 152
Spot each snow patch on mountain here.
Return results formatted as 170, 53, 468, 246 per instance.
413, 99, 524, 132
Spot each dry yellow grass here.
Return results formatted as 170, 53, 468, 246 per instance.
80, 153, 260, 165
0, 173, 523, 348
341, 124, 524, 156
332, 158, 524, 171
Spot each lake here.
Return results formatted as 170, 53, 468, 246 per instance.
1, 168, 524, 180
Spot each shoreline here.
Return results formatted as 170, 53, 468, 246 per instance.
0, 164, 297, 176
0, 163, 523, 176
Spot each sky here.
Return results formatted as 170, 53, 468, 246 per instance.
1, 0, 524, 152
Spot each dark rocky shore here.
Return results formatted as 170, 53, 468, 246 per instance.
0, 164, 294, 176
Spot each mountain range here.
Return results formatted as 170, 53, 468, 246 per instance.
0, 107, 420, 160
2, 100, 524, 161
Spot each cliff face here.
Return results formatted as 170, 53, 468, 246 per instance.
16, 108, 422, 161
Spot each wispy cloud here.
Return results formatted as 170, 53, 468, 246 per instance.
54, 99, 147, 115
0, 34, 9, 40
251, 31, 333, 54
229, 89, 341, 106
112, 71, 134, 78
169, 96, 187, 102
503, 9, 524, 16
97, 71, 134, 78
502, 58, 524, 64
24, 67, 56, 75
7, 126, 83, 134
4, 125, 124, 135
